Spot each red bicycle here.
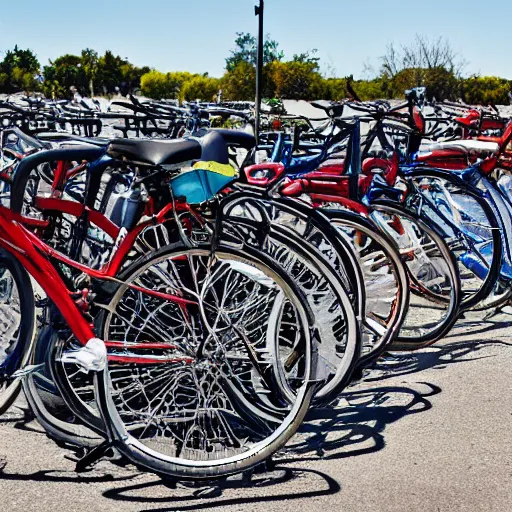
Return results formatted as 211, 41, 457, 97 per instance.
0, 133, 318, 479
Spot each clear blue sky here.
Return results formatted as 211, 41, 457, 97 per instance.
1, 0, 510, 79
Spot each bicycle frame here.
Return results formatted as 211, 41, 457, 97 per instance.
0, 201, 196, 339
0, 204, 96, 346
0, 148, 202, 371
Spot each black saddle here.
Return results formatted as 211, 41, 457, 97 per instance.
107, 131, 234, 167
107, 138, 201, 166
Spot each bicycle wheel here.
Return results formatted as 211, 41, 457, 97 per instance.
219, 193, 361, 403
368, 202, 461, 348
233, 195, 407, 373
48, 243, 316, 478
50, 227, 358, 419
405, 169, 502, 310
92, 244, 317, 478
0, 249, 36, 415
476, 173, 512, 309
325, 209, 409, 367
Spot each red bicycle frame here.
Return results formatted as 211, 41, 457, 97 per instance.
0, 182, 199, 366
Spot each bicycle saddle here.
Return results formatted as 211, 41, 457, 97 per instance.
107, 131, 230, 167
107, 138, 202, 166
311, 100, 345, 118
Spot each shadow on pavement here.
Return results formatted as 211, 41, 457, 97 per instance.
97, 336, 509, 508
365, 339, 512, 382
0, 466, 137, 484
1, 336, 509, 510
103, 466, 341, 511
97, 381, 439, 510
286, 381, 440, 461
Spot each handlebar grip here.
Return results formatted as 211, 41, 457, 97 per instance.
10, 146, 105, 213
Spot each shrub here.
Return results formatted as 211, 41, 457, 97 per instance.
140, 70, 169, 98
462, 76, 512, 105
324, 78, 347, 101
181, 75, 221, 102
221, 61, 256, 101
269, 61, 326, 100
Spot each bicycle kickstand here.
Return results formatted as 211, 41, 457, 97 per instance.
75, 440, 115, 473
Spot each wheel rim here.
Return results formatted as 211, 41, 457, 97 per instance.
60, 248, 313, 463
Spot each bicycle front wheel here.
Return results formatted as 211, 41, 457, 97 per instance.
405, 169, 502, 310
369, 202, 461, 348
92, 244, 316, 479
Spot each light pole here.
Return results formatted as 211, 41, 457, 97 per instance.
254, 0, 264, 143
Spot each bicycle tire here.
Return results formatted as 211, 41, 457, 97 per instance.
0, 248, 36, 415
369, 201, 461, 349
91, 243, 317, 479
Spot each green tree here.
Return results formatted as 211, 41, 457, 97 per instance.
0, 73, 8, 90
81, 48, 99, 96
381, 35, 464, 100
166, 72, 197, 99
384, 66, 459, 100
351, 78, 384, 101
140, 70, 171, 98
140, 70, 199, 99
97, 50, 126, 93
43, 54, 86, 96
292, 49, 320, 67
225, 32, 284, 72
119, 63, 151, 95
0, 46, 40, 93
325, 78, 348, 101
0, 46, 39, 75
9, 67, 39, 92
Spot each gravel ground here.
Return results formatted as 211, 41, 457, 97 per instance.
1, 308, 511, 512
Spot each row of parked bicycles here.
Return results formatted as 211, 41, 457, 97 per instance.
0, 87, 511, 481
0, 93, 256, 139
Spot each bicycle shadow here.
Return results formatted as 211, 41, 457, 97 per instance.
1, 334, 509, 511
102, 466, 341, 511
98, 381, 439, 511
364, 338, 512, 382
2, 381, 437, 511
98, 334, 511, 510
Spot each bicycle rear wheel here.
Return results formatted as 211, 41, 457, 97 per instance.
46, 243, 316, 477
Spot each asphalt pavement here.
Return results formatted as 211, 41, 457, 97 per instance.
1, 309, 511, 512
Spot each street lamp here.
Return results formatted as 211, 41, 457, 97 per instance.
254, 0, 264, 143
